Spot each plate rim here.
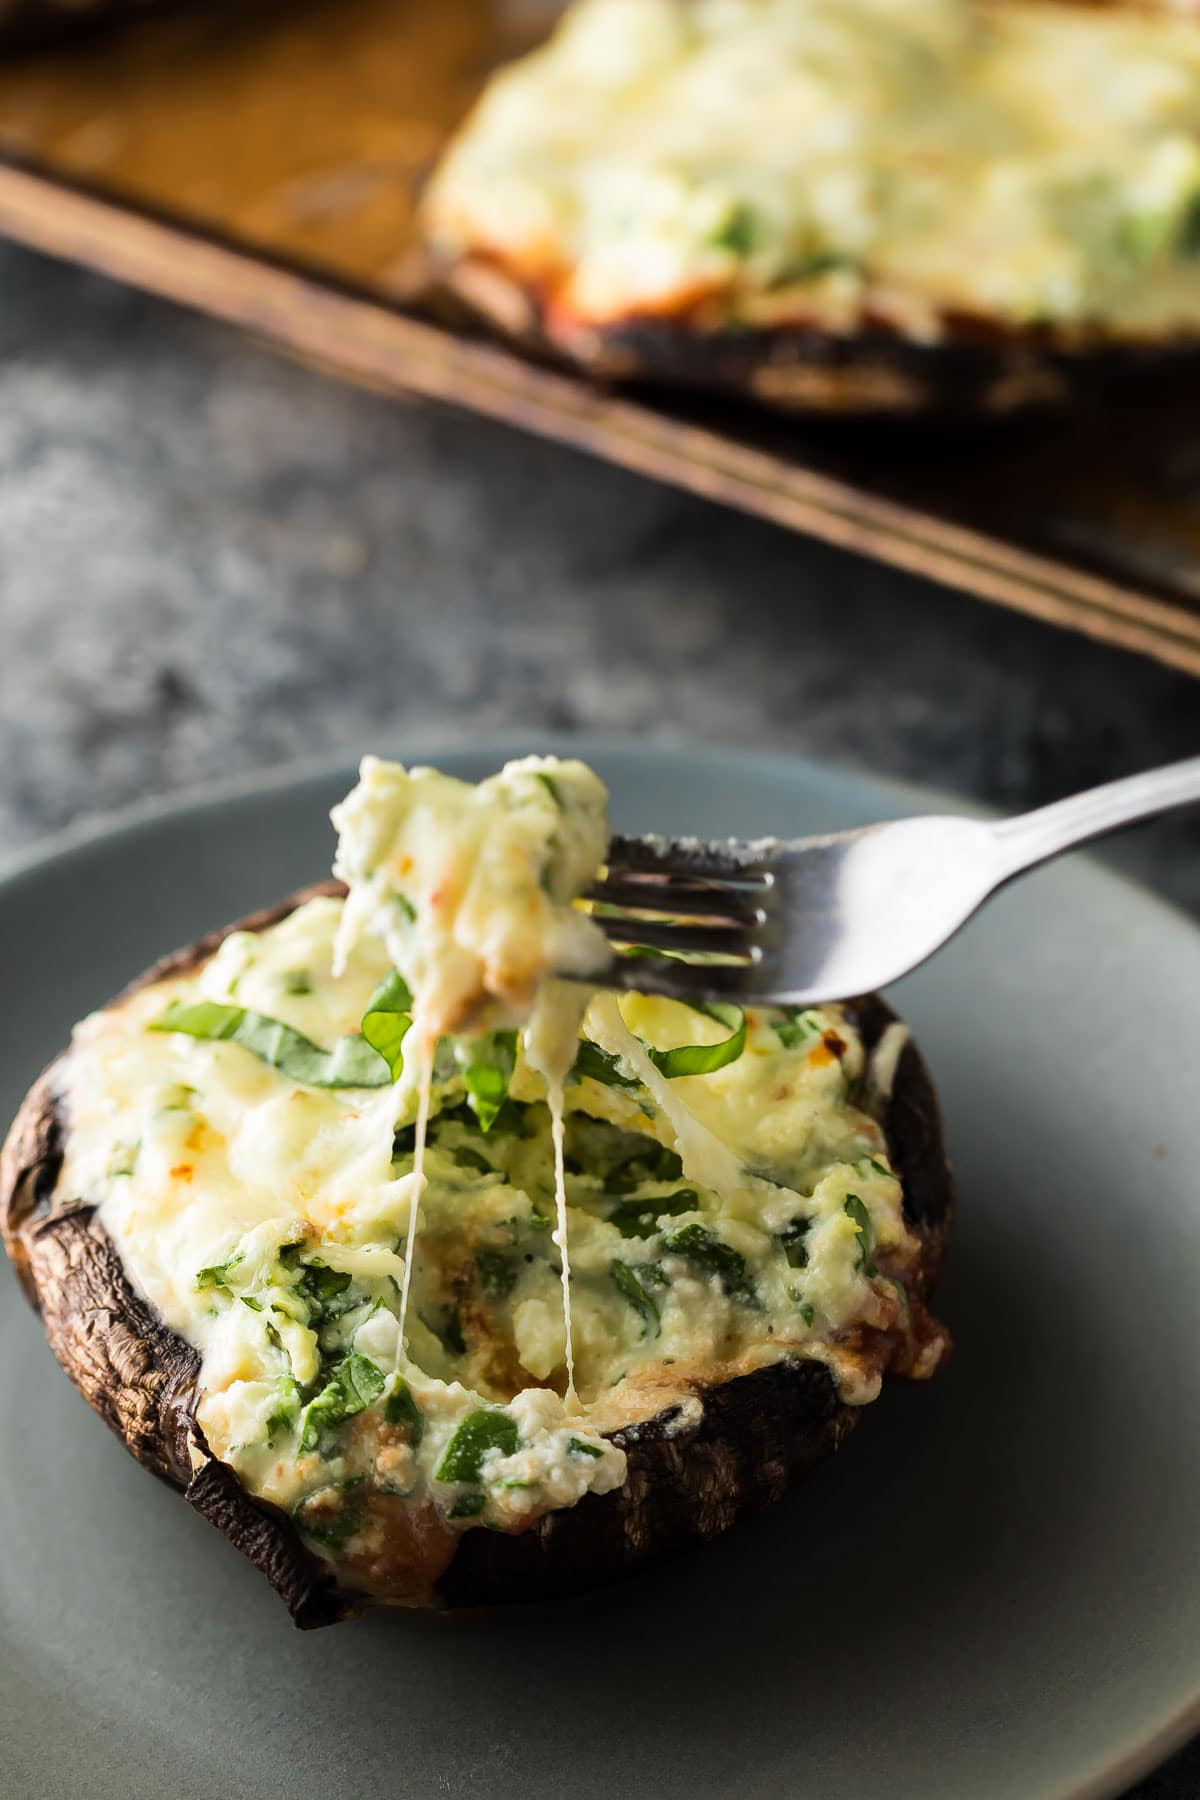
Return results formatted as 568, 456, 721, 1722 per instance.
2, 731, 1198, 1800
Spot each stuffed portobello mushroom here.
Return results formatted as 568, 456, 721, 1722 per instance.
1, 756, 952, 1625
424, 0, 1200, 412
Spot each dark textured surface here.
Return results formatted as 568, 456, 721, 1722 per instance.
0, 234, 1196, 1789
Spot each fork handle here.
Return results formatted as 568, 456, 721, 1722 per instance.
993, 754, 1200, 875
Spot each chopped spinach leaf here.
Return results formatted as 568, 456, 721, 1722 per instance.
266, 1378, 300, 1442
281, 969, 313, 996
661, 1222, 757, 1304
240, 1294, 264, 1313
711, 202, 758, 255
775, 1008, 823, 1049
609, 1188, 697, 1239
611, 1260, 662, 1336
438, 1305, 467, 1359
383, 1377, 425, 1445
449, 1491, 486, 1520
567, 1437, 604, 1459
453, 1145, 494, 1175
564, 1115, 682, 1191
435, 1409, 520, 1483
475, 1248, 518, 1302
777, 249, 857, 282
195, 1252, 243, 1291
844, 1194, 878, 1278
289, 1256, 356, 1326
534, 771, 563, 808
151, 999, 390, 1089
778, 1219, 810, 1269
106, 1141, 140, 1178
293, 1477, 366, 1550
297, 1352, 385, 1454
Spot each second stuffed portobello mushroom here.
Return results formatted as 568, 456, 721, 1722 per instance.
424, 0, 1200, 413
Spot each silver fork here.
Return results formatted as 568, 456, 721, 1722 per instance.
586, 756, 1200, 1006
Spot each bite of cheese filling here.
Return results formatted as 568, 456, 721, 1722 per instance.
57, 756, 945, 1604
425, 0, 1200, 341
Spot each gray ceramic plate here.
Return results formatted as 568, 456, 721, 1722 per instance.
1, 740, 1198, 1800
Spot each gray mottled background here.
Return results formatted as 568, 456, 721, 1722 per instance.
0, 237, 1197, 1796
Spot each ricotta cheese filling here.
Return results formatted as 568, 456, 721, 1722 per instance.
425, 0, 1200, 341
57, 755, 945, 1603
330, 755, 609, 1401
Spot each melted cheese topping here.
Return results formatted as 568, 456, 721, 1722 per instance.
426, 0, 1200, 340
331, 754, 608, 1047
331, 754, 607, 1399
56, 757, 945, 1604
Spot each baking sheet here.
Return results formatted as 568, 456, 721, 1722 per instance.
0, 0, 1197, 676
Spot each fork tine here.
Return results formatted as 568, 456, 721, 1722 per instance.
605, 833, 770, 885
599, 954, 768, 1002
594, 915, 758, 958
589, 877, 767, 926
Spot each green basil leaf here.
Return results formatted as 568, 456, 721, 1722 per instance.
298, 1352, 385, 1454
360, 970, 414, 1082
643, 1003, 746, 1079
383, 1377, 425, 1445
611, 1260, 662, 1336
435, 1409, 520, 1483
661, 1222, 758, 1305
844, 1194, 877, 1278
457, 1031, 518, 1132
151, 1000, 390, 1089
609, 1188, 697, 1239
572, 1039, 639, 1090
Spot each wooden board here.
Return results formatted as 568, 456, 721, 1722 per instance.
0, 0, 1198, 678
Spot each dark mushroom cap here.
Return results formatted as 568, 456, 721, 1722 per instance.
439, 252, 1200, 416
1, 883, 953, 1625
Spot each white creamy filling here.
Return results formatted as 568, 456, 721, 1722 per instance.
331, 754, 610, 1400
56, 758, 936, 1578
426, 0, 1200, 336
